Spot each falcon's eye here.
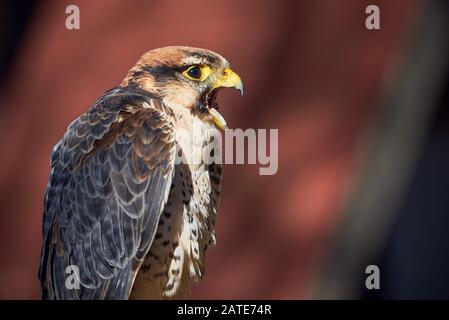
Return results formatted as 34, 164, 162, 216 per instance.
182, 65, 213, 81
186, 66, 202, 79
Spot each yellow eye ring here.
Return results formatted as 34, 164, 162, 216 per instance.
185, 66, 202, 80
182, 65, 212, 81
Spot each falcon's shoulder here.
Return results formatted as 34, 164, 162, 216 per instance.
39, 87, 177, 299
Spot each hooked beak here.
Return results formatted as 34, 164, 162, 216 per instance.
213, 68, 243, 95
208, 68, 243, 130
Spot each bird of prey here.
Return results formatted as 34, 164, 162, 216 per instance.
38, 46, 243, 299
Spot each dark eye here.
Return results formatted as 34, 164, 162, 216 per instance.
187, 66, 202, 79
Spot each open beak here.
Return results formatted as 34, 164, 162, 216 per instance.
208, 68, 243, 130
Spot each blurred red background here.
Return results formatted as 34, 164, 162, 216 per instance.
0, 0, 420, 299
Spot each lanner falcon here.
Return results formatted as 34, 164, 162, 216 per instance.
38, 46, 243, 299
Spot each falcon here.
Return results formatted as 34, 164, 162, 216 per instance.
38, 46, 243, 299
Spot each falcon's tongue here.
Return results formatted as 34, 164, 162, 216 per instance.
209, 108, 228, 130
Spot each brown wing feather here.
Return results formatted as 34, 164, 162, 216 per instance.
39, 88, 176, 299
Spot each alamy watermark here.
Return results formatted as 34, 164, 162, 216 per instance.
65, 265, 80, 290
174, 124, 278, 175
365, 5, 380, 30
365, 265, 380, 290
66, 4, 381, 31
65, 5, 80, 30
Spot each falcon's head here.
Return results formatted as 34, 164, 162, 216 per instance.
122, 46, 243, 130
